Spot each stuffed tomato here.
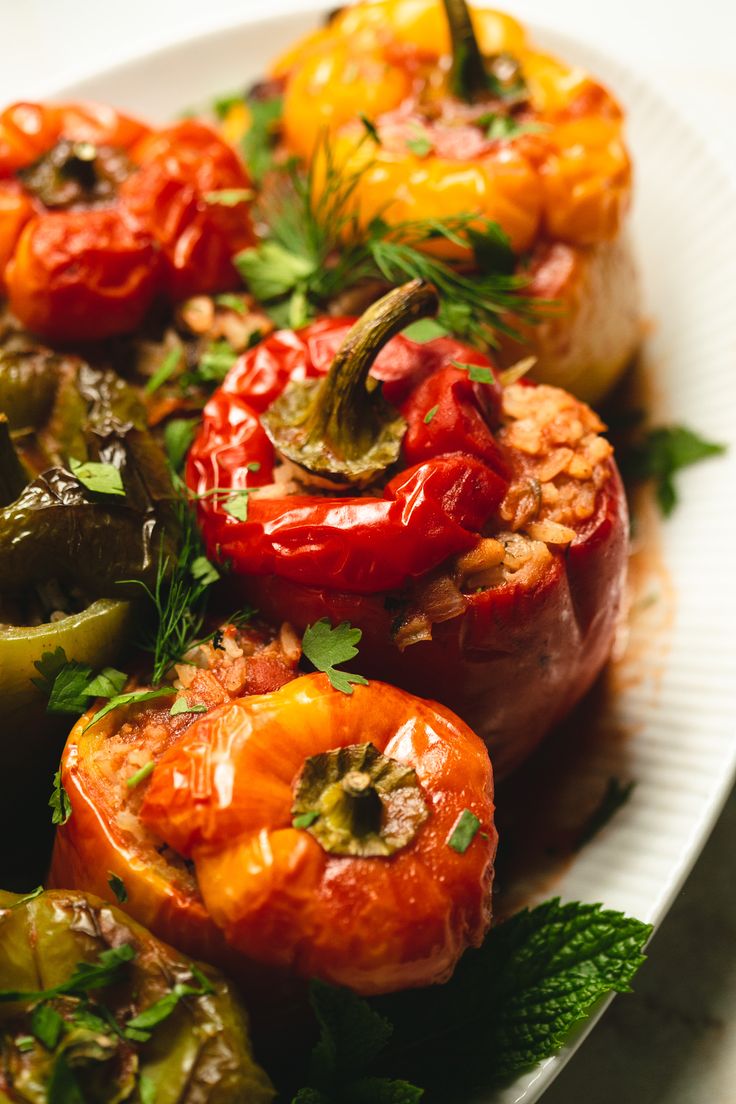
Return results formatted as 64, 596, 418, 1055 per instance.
259, 0, 640, 402
0, 101, 255, 341
50, 633, 496, 998
186, 281, 628, 777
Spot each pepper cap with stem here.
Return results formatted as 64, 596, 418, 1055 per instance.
442, 0, 528, 105
261, 279, 439, 488
291, 741, 429, 857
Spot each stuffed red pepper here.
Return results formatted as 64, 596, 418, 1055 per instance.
186, 280, 628, 776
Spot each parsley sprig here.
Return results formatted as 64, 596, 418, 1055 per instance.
620, 423, 726, 515
301, 620, 369, 695
235, 136, 537, 346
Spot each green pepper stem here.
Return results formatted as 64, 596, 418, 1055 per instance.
340, 771, 383, 837
0, 416, 28, 507
307, 279, 439, 459
442, 0, 489, 102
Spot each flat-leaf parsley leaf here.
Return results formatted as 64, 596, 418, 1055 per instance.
301, 620, 369, 695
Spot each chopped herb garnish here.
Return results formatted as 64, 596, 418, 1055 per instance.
223, 490, 251, 521
406, 131, 432, 157
293, 811, 320, 829
31, 1003, 65, 1049
9, 886, 44, 909
358, 114, 381, 144
301, 619, 369, 695
49, 770, 72, 826
126, 761, 155, 789
424, 405, 439, 425
84, 688, 176, 732
203, 188, 254, 206
108, 873, 128, 904
85, 667, 128, 699
190, 555, 220, 587
215, 293, 248, 314
234, 136, 536, 350
69, 457, 124, 497
480, 113, 548, 141
451, 359, 495, 384
144, 347, 182, 395
621, 424, 726, 515
402, 317, 449, 343
170, 697, 207, 717
139, 1074, 157, 1104
163, 419, 196, 475
197, 339, 238, 383
16, 1035, 34, 1052
0, 943, 136, 1003
447, 808, 481, 853
123, 967, 214, 1041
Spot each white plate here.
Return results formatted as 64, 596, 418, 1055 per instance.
54, 11, 736, 1102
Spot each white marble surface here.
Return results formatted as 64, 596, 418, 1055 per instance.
1, 2, 735, 1101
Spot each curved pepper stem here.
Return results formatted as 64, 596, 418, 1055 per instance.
442, 0, 490, 101
441, 0, 528, 105
262, 279, 439, 487
292, 742, 429, 857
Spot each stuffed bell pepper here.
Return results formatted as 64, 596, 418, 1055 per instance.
186, 281, 628, 777
0, 888, 274, 1103
0, 101, 255, 341
50, 635, 496, 1002
0, 335, 175, 886
255, 0, 640, 402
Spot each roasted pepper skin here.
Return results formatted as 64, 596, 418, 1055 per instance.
52, 674, 495, 997
0, 103, 254, 341
0, 889, 274, 1104
273, 0, 631, 253
140, 675, 495, 995
187, 318, 628, 777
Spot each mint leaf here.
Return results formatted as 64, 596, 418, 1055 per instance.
69, 457, 124, 497
621, 424, 726, 516
49, 770, 72, 826
376, 898, 652, 1090
301, 620, 369, 695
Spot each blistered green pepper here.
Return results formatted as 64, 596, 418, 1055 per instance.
0, 889, 274, 1104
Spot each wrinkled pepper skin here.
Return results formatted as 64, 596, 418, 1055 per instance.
0, 103, 255, 341
0, 889, 274, 1104
51, 674, 496, 998
273, 0, 630, 252
263, 0, 640, 402
187, 318, 628, 777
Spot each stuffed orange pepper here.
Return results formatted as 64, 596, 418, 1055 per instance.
0, 102, 255, 342
262, 0, 640, 402
50, 638, 496, 998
